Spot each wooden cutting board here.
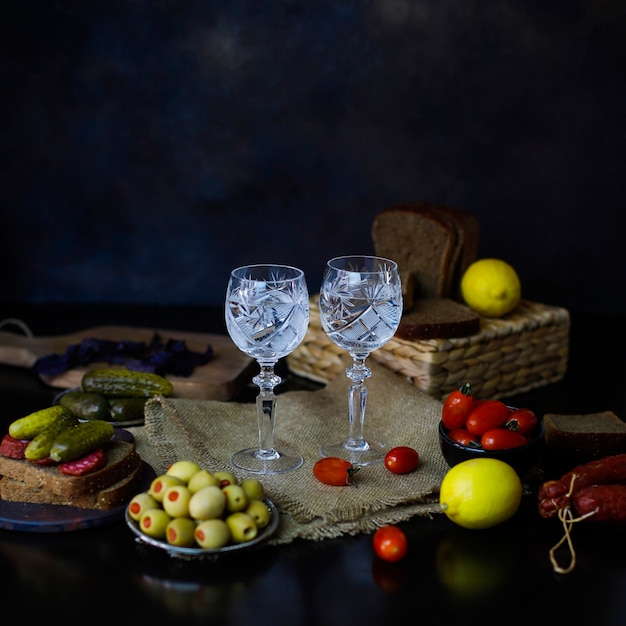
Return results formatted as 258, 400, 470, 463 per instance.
0, 326, 255, 401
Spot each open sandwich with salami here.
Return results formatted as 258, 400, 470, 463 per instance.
0, 436, 143, 510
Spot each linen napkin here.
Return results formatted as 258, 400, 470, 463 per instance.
128, 356, 449, 544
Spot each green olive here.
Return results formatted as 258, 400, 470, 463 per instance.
139, 508, 172, 539
166, 460, 202, 483
165, 517, 197, 548
148, 474, 185, 502
194, 519, 231, 549
245, 499, 271, 529
213, 470, 238, 487
162, 485, 192, 518
128, 492, 159, 522
188, 485, 226, 520
225, 512, 258, 544
187, 469, 220, 493
222, 484, 248, 512
240, 477, 265, 501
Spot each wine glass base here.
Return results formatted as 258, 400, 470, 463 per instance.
230, 446, 304, 475
320, 440, 389, 466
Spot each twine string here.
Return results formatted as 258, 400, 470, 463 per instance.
548, 504, 598, 575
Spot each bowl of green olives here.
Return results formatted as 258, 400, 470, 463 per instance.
126, 461, 279, 559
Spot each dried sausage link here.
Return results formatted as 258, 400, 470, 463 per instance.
538, 453, 626, 519
561, 453, 626, 489
572, 484, 626, 522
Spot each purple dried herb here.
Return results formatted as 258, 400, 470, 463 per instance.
32, 333, 213, 378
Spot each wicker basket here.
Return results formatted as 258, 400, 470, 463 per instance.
287, 296, 570, 401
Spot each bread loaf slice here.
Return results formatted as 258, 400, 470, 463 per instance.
0, 440, 140, 498
440, 205, 480, 300
372, 204, 457, 299
0, 462, 144, 510
544, 411, 626, 464
396, 298, 480, 340
400, 271, 416, 311
372, 203, 479, 300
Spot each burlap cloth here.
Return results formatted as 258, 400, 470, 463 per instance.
127, 356, 448, 545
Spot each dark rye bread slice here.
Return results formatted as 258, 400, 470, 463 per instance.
0, 462, 144, 510
400, 271, 416, 311
544, 411, 626, 462
396, 298, 480, 340
372, 204, 457, 299
0, 439, 140, 498
439, 205, 480, 300
372, 203, 479, 300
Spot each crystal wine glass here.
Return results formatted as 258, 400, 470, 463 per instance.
318, 255, 403, 465
225, 264, 310, 474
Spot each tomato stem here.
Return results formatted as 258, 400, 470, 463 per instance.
347, 465, 360, 486
459, 382, 472, 396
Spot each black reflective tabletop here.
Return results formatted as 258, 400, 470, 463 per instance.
0, 304, 625, 626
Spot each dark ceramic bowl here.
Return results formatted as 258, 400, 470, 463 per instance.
438, 418, 545, 476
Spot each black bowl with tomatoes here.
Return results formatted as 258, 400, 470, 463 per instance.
438, 402, 545, 477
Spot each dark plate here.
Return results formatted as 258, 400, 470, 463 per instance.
125, 497, 279, 560
0, 429, 155, 532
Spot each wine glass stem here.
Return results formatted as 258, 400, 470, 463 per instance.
252, 362, 282, 459
345, 354, 372, 451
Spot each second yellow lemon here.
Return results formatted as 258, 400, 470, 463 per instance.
460, 258, 521, 317
439, 458, 522, 529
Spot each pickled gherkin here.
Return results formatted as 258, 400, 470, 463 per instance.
9, 405, 72, 440
60, 390, 110, 421
81, 368, 173, 398
108, 397, 148, 423
49, 420, 115, 463
24, 411, 79, 460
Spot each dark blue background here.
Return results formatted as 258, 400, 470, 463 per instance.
2, 1, 625, 314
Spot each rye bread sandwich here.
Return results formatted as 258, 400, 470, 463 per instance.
0, 450, 143, 509
0, 416, 144, 510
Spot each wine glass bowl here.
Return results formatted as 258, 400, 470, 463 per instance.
318, 255, 403, 465
225, 264, 309, 474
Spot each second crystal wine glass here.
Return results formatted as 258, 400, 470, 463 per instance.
318, 255, 403, 465
225, 264, 309, 474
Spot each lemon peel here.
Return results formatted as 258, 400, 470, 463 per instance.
460, 258, 521, 317
439, 458, 522, 529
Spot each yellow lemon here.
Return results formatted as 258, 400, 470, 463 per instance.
439, 458, 522, 529
460, 258, 521, 317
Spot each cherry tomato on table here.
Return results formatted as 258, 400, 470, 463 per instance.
313, 457, 359, 486
481, 428, 528, 450
442, 382, 474, 430
384, 446, 420, 474
505, 408, 538, 436
465, 400, 510, 435
373, 525, 408, 562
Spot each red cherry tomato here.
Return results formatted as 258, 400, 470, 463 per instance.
384, 446, 420, 474
466, 400, 510, 435
313, 457, 359, 486
481, 428, 528, 450
505, 408, 538, 436
441, 383, 474, 430
447, 428, 480, 448
372, 525, 408, 562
